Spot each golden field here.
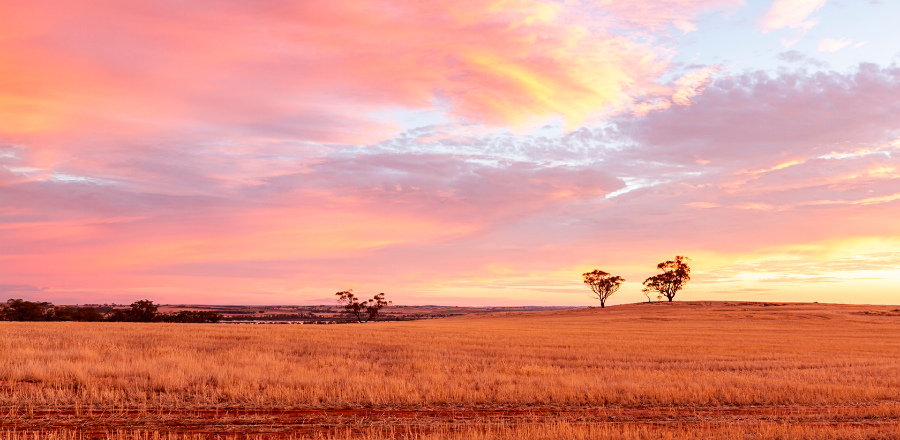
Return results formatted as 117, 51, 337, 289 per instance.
1, 301, 900, 438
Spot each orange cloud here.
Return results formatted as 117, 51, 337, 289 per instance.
0, 0, 682, 147
630, 65, 724, 116
671, 67, 722, 106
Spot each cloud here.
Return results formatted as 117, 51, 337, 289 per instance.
6, 64, 900, 306
264, 154, 625, 217
673, 20, 699, 33
819, 38, 852, 52
632, 99, 673, 117
671, 67, 722, 106
630, 65, 725, 116
4, 2, 900, 306
0, 0, 688, 148
613, 64, 900, 170
0, 284, 46, 293
759, 0, 828, 33
854, 41, 868, 49
775, 51, 829, 68
592, 0, 745, 32
776, 50, 806, 62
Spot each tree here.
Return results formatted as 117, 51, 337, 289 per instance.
104, 309, 131, 322
582, 270, 624, 308
127, 300, 159, 322
161, 310, 223, 323
335, 290, 392, 322
335, 290, 365, 322
365, 293, 391, 322
642, 256, 691, 302
70, 307, 105, 322
49, 306, 104, 321
1, 299, 53, 321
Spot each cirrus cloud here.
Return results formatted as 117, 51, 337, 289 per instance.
759, 0, 827, 33
818, 38, 852, 52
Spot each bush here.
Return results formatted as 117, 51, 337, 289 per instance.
0, 299, 53, 321
2, 298, 221, 323
49, 306, 106, 322
1, 299, 109, 322
160, 311, 223, 323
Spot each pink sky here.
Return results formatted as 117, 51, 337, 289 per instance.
2, 0, 899, 306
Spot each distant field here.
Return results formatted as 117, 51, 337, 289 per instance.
2, 301, 900, 438
77, 304, 577, 323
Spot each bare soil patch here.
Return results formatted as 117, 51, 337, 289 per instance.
4, 404, 900, 438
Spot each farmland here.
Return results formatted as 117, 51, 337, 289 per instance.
88, 304, 573, 323
2, 301, 900, 438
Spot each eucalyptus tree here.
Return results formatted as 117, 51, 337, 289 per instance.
582, 270, 625, 308
642, 256, 691, 302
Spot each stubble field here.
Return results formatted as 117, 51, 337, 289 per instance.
2, 301, 900, 439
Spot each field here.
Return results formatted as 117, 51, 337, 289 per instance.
77, 304, 573, 323
2, 301, 900, 439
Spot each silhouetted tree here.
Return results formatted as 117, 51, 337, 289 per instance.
160, 310, 223, 323
1, 299, 53, 321
582, 270, 624, 308
70, 307, 105, 322
1, 300, 108, 321
127, 300, 159, 322
2, 298, 219, 323
47, 306, 103, 322
642, 256, 691, 302
104, 309, 131, 322
335, 290, 365, 322
106, 300, 160, 322
335, 290, 391, 322
365, 293, 392, 322
49, 306, 75, 321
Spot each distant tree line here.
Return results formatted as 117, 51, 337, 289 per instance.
583, 256, 692, 308
0, 299, 222, 323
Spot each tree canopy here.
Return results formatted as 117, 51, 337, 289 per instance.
335, 290, 392, 322
642, 256, 691, 302
582, 270, 624, 308
2, 299, 220, 323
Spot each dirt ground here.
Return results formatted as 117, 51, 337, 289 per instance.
2, 404, 899, 437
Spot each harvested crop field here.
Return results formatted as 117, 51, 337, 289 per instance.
2, 301, 900, 438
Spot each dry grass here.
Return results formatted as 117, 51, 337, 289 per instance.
2, 301, 900, 438
2, 422, 900, 440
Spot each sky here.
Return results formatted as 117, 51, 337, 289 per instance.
2, 0, 900, 306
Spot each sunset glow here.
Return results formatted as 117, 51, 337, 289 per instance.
2, 0, 899, 305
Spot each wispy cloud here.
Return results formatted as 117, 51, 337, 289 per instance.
759, 0, 828, 33
759, 0, 828, 47
591, 0, 745, 32
819, 38, 852, 52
